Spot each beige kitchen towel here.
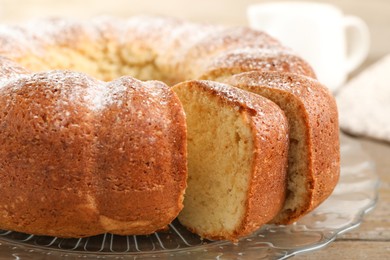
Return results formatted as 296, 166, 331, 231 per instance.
336, 54, 390, 142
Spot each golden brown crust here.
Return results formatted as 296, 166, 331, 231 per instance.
226, 71, 340, 224
94, 78, 187, 235
173, 80, 289, 241
0, 70, 187, 237
236, 88, 289, 240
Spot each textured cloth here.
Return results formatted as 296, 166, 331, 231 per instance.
336, 55, 390, 142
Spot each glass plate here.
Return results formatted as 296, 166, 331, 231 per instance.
0, 134, 379, 259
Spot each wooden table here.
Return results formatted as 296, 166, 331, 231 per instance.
295, 133, 390, 259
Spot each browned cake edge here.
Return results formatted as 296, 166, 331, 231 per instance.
225, 71, 340, 224
173, 80, 289, 241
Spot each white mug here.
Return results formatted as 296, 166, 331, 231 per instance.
247, 2, 370, 92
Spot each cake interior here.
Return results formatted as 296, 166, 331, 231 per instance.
232, 85, 309, 223
173, 83, 254, 237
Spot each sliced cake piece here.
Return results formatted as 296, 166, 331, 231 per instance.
225, 71, 340, 224
172, 80, 289, 241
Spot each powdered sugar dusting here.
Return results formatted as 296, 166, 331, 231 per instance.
0, 25, 36, 58
226, 71, 328, 103
193, 80, 280, 115
187, 26, 285, 58
199, 47, 316, 79
0, 70, 125, 111
0, 15, 312, 84
211, 48, 295, 66
0, 17, 101, 59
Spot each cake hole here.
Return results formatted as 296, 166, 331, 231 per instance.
15, 43, 180, 85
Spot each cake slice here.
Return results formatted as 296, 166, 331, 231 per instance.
172, 80, 289, 241
225, 71, 340, 224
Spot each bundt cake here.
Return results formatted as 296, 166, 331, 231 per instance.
172, 80, 289, 241
0, 69, 187, 237
224, 71, 340, 224
0, 15, 339, 240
